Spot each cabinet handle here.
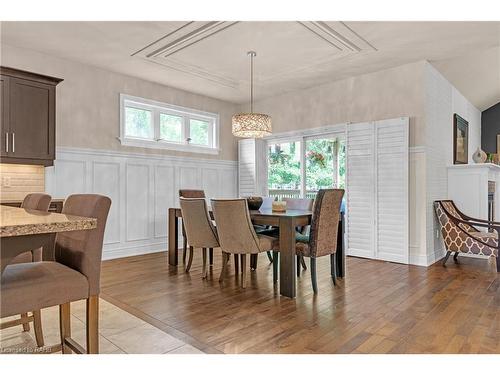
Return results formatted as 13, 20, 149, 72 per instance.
5, 132, 8, 153
12, 132, 15, 153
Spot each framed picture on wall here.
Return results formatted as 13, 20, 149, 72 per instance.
453, 113, 468, 164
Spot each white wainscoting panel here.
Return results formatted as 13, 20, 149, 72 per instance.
45, 147, 238, 260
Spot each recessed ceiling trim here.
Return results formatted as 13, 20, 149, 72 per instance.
133, 21, 377, 91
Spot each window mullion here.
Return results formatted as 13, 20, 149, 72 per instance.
153, 109, 160, 141
184, 116, 190, 144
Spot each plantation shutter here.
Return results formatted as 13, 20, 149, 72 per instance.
238, 139, 267, 197
346, 122, 376, 259
375, 118, 409, 263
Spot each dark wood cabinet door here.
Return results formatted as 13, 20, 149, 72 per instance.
0, 75, 10, 157
9, 77, 55, 161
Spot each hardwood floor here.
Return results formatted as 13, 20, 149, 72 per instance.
100, 251, 499, 354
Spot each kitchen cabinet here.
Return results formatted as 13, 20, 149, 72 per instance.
0, 67, 63, 166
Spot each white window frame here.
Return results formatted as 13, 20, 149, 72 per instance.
119, 94, 220, 155
265, 124, 346, 197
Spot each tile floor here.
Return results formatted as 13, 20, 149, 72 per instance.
0, 299, 204, 354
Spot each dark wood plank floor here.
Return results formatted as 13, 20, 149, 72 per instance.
100, 251, 499, 354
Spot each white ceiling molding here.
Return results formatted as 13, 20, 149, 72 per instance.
132, 21, 377, 91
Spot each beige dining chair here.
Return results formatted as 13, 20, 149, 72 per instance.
211, 199, 275, 288
254, 196, 275, 264
1, 194, 111, 354
179, 190, 214, 265
179, 198, 220, 277
271, 189, 344, 294
0, 193, 52, 347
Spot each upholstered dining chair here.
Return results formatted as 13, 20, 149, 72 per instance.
211, 199, 275, 288
434, 200, 499, 271
178, 190, 213, 265
179, 198, 220, 277
1, 194, 111, 354
0, 193, 52, 347
271, 189, 344, 294
253, 196, 276, 264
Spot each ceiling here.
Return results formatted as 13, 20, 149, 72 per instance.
1, 21, 499, 110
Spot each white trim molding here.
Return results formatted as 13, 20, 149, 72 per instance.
45, 147, 237, 260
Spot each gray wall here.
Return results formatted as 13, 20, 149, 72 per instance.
482, 102, 500, 152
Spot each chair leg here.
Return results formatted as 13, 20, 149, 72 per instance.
330, 254, 337, 286
33, 310, 44, 347
241, 254, 247, 288
296, 255, 301, 277
272, 251, 279, 284
250, 254, 258, 270
219, 252, 228, 282
266, 251, 274, 263
209, 248, 214, 266
300, 256, 307, 270
202, 248, 208, 279
59, 302, 71, 354
182, 233, 187, 264
310, 258, 318, 294
86, 295, 99, 354
20, 313, 30, 332
185, 246, 194, 272
442, 251, 451, 267
234, 254, 239, 274
453, 251, 459, 263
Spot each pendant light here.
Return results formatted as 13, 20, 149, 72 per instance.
232, 51, 272, 138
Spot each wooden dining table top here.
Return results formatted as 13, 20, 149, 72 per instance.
0, 205, 96, 238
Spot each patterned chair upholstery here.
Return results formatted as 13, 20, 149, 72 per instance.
434, 200, 499, 271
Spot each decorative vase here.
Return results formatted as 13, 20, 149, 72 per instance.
246, 196, 263, 210
472, 147, 487, 163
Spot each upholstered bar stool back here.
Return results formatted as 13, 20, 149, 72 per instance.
55, 194, 111, 296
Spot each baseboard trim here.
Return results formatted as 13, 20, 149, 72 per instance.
102, 242, 167, 260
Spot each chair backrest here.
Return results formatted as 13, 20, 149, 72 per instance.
261, 196, 275, 210
211, 199, 261, 254
283, 197, 314, 211
437, 200, 477, 233
21, 193, 52, 211
179, 189, 206, 199
180, 198, 219, 248
308, 189, 344, 257
55, 194, 111, 296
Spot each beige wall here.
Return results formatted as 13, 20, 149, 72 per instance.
249, 61, 426, 147
0, 43, 239, 161
0, 164, 45, 200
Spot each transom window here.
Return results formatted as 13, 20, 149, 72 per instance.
120, 94, 219, 154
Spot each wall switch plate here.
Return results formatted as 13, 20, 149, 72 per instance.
1, 176, 11, 187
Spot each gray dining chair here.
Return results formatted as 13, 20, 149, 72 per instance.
211, 199, 275, 288
179, 198, 220, 278
271, 189, 344, 294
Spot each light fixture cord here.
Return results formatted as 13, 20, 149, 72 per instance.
250, 53, 254, 113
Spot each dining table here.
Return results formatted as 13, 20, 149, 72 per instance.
0, 205, 97, 274
168, 206, 345, 298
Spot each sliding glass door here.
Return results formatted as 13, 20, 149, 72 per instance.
267, 132, 345, 200
267, 141, 302, 199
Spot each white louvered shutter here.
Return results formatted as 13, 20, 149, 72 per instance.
238, 139, 268, 197
375, 118, 409, 263
346, 122, 376, 259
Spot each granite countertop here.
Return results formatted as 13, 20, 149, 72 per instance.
0, 205, 96, 238
0, 198, 65, 204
